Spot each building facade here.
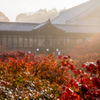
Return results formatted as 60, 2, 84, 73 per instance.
0, 0, 100, 54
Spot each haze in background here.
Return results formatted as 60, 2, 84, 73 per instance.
16, 8, 67, 23
0, 0, 89, 21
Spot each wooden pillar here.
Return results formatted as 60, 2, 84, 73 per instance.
23, 35, 24, 47
65, 36, 67, 47
55, 35, 57, 47
17, 35, 19, 48
37, 35, 38, 46
46, 35, 47, 40
12, 35, 13, 48
53, 36, 55, 47
46, 35, 47, 46
33, 36, 34, 46
63, 37, 65, 47
56, 35, 57, 48
0, 35, 2, 45
27, 35, 29, 47
62, 37, 64, 47
6, 35, 8, 48
51, 36, 54, 47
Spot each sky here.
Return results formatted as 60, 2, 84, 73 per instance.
0, 0, 89, 21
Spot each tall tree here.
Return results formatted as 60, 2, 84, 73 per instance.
16, 8, 66, 23
0, 12, 9, 21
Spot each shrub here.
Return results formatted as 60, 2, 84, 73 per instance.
0, 51, 74, 99
59, 59, 100, 100
76, 53, 100, 68
0, 51, 100, 99
69, 33, 100, 59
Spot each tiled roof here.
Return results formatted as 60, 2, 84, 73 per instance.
0, 21, 100, 34
0, 22, 39, 31
52, 0, 100, 24
54, 24, 100, 34
34, 19, 51, 30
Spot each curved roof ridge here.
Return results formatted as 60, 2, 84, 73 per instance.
34, 19, 51, 30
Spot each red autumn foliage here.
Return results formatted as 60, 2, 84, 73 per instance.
0, 50, 100, 99
69, 33, 100, 60
76, 53, 100, 68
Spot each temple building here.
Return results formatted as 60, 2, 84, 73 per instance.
0, 0, 100, 54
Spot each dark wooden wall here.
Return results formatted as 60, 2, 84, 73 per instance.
0, 31, 92, 54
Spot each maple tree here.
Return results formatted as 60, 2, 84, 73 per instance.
0, 50, 100, 99
0, 12, 9, 21
69, 33, 100, 60
76, 53, 100, 68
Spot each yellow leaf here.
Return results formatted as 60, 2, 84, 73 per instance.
75, 88, 79, 92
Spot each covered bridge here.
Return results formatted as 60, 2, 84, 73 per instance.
1, 0, 100, 54
0, 20, 68, 54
